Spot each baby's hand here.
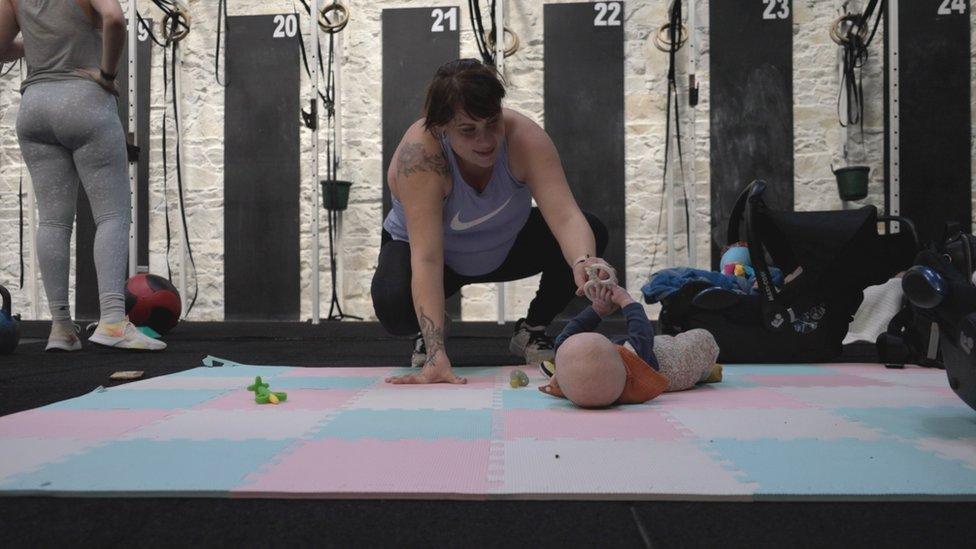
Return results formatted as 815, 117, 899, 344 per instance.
590, 284, 619, 317
610, 285, 636, 308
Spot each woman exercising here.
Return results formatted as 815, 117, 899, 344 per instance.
372, 59, 610, 384
0, 0, 163, 351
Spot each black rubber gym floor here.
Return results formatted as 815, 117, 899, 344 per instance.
2, 320, 973, 547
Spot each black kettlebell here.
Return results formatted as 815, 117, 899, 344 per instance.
0, 284, 21, 354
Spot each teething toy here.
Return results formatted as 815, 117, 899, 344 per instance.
509, 368, 529, 388
583, 261, 617, 299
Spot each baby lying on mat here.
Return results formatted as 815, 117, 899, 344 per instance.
540, 282, 721, 408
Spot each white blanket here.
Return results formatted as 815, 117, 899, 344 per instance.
843, 277, 905, 345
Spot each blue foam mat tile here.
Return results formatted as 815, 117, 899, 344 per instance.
0, 439, 294, 495
705, 437, 976, 497
42, 388, 224, 411
310, 409, 493, 440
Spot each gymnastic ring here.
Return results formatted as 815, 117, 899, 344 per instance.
486, 27, 520, 58
829, 13, 865, 46
161, 9, 191, 44
653, 22, 687, 53
319, 1, 349, 34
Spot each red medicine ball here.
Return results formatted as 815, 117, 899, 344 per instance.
124, 274, 182, 334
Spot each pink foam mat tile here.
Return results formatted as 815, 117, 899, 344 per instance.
347, 387, 496, 410
235, 439, 492, 497
501, 408, 690, 441
821, 363, 892, 374
278, 367, 394, 378
657, 386, 814, 409
197, 389, 361, 411
0, 409, 176, 441
378, 375, 500, 389
857, 371, 954, 388
663, 408, 883, 441
920, 385, 969, 399
497, 365, 545, 377
121, 409, 334, 441
0, 437, 103, 482
913, 437, 976, 470
779, 385, 961, 408
497, 439, 756, 498
115, 376, 258, 391
741, 373, 894, 388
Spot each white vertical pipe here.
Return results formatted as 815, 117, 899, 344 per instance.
21, 63, 40, 318
311, 0, 322, 323
127, 0, 138, 275
334, 29, 346, 314
887, 0, 900, 232
686, 0, 697, 267
495, 1, 506, 324
174, 44, 189, 314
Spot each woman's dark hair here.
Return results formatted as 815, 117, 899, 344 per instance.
423, 59, 506, 132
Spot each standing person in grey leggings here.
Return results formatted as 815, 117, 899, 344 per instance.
1, 0, 163, 351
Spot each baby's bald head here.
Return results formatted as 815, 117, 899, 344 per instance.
554, 333, 626, 408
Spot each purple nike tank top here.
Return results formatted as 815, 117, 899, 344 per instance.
383, 134, 532, 276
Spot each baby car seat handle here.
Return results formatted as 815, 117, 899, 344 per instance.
741, 181, 792, 332
726, 180, 767, 246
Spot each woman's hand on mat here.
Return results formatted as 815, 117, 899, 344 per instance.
590, 285, 618, 317
573, 257, 612, 296
385, 355, 468, 385
76, 68, 118, 96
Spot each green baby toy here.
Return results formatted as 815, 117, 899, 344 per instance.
247, 376, 288, 405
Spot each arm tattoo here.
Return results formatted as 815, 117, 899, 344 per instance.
418, 307, 445, 367
396, 142, 450, 179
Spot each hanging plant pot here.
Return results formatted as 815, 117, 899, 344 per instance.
322, 180, 352, 212
833, 165, 870, 201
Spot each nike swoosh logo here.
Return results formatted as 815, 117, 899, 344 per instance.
450, 196, 513, 231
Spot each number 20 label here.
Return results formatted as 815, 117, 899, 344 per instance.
273, 14, 298, 38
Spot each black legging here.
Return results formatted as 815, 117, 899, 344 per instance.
371, 208, 609, 335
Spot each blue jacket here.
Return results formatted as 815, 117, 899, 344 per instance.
555, 303, 659, 370
640, 267, 785, 304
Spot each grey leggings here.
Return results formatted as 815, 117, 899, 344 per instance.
16, 80, 130, 324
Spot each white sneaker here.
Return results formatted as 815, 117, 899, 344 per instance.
410, 333, 427, 368
46, 323, 82, 352
89, 319, 166, 351
509, 318, 555, 363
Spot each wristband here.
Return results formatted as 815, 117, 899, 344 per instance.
573, 254, 591, 266
100, 68, 117, 81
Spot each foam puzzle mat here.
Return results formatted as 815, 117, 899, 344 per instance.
1, 358, 975, 500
